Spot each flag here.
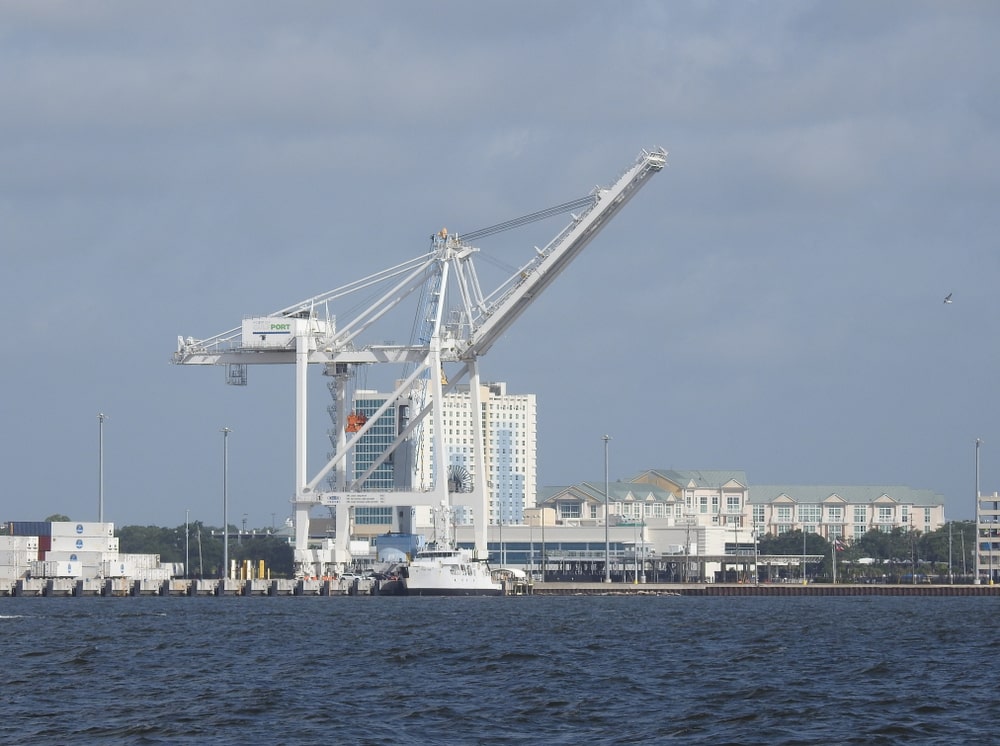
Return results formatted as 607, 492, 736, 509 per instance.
834, 539, 846, 552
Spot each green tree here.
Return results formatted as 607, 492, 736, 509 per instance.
757, 530, 831, 579
117, 522, 294, 578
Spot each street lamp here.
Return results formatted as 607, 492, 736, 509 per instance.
633, 508, 639, 584
222, 427, 232, 581
97, 413, 107, 524
802, 528, 807, 585
975, 438, 982, 584
603, 435, 612, 583
185, 508, 190, 580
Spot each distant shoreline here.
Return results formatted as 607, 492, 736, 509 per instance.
532, 582, 1000, 597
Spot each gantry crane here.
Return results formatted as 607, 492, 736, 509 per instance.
174, 147, 667, 576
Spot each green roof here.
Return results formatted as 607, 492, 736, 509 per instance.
748, 484, 946, 506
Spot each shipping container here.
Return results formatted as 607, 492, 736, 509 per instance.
102, 560, 136, 578
119, 553, 162, 570
49, 522, 115, 538
1, 550, 36, 567
49, 535, 118, 552
8, 521, 51, 537
0, 566, 27, 582
28, 560, 83, 578
44, 550, 120, 564
0, 536, 39, 551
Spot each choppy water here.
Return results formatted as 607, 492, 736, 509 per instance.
1, 595, 997, 745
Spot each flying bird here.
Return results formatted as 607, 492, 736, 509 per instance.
943, 293, 953, 304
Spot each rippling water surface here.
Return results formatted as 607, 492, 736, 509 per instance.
1, 595, 997, 745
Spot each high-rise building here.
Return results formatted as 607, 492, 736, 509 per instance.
349, 389, 413, 491
417, 382, 537, 527
345, 381, 537, 530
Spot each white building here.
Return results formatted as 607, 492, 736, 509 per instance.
345, 382, 536, 540
418, 381, 536, 528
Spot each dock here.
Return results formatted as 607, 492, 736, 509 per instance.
4, 578, 999, 598
531, 581, 1000, 596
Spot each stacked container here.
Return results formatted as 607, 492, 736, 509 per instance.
0, 535, 38, 581
7, 521, 168, 581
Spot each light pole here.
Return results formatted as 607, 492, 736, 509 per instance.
222, 427, 232, 581
975, 438, 982, 584
948, 520, 953, 585
185, 508, 190, 579
603, 434, 612, 583
97, 413, 107, 524
498, 500, 503, 567
540, 504, 546, 582
633, 510, 639, 584
802, 529, 807, 585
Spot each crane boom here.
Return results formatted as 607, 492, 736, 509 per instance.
459, 147, 666, 359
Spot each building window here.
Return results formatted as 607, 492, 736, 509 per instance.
776, 506, 793, 522
726, 496, 741, 514
854, 506, 867, 524
699, 496, 709, 514
558, 502, 581, 520
799, 505, 821, 523
827, 507, 843, 523
877, 506, 894, 523
354, 507, 393, 526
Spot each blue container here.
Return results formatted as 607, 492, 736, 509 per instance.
8, 521, 51, 537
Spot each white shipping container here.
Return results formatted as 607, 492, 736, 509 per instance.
49, 521, 115, 538
102, 560, 137, 578
44, 550, 120, 564
29, 560, 83, 578
134, 567, 172, 582
0, 535, 39, 551
50, 535, 119, 552
0, 566, 27, 582
119, 553, 161, 570
1, 550, 36, 567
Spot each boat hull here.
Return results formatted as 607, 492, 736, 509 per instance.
405, 585, 502, 597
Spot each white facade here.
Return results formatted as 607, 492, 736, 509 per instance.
975, 491, 1000, 582
418, 381, 537, 528
344, 382, 537, 539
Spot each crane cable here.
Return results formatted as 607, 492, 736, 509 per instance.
459, 194, 596, 242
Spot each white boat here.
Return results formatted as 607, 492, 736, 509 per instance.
384, 543, 502, 596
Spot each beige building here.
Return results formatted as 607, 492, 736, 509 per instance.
539, 469, 947, 541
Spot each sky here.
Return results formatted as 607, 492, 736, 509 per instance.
2, 1, 998, 529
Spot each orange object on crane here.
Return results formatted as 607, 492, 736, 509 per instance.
346, 412, 368, 432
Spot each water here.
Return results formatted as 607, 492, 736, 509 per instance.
1, 595, 997, 745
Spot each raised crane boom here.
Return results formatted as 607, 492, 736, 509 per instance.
459, 147, 666, 359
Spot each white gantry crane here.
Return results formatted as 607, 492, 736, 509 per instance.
174, 147, 667, 576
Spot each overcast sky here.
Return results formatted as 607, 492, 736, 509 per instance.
2, 1, 998, 529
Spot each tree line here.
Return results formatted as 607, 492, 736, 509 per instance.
42, 515, 294, 578
757, 521, 977, 582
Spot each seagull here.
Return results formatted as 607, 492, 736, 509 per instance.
943, 293, 953, 304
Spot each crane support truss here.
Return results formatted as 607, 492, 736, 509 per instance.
174, 147, 667, 576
